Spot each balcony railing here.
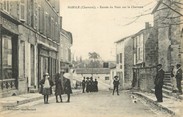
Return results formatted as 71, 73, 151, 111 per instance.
0, 79, 16, 90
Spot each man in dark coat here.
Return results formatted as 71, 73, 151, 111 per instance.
113, 76, 120, 95
86, 78, 90, 93
55, 73, 64, 103
154, 64, 165, 102
82, 77, 86, 93
94, 79, 98, 92
64, 78, 72, 102
175, 64, 182, 95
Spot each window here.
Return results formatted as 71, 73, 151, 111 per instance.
138, 48, 140, 60
133, 38, 137, 48
55, 22, 58, 41
39, 7, 44, 33
105, 77, 109, 80
3, 0, 10, 13
116, 54, 119, 64
44, 12, 48, 35
2, 36, 12, 79
51, 17, 54, 40
120, 53, 122, 63
19, 0, 25, 21
120, 65, 122, 69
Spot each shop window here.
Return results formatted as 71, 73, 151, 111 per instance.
2, 36, 12, 79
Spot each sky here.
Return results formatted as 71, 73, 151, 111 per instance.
59, 0, 157, 61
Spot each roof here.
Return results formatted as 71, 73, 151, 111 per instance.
61, 29, 73, 44
115, 35, 133, 43
76, 68, 110, 74
152, 0, 163, 14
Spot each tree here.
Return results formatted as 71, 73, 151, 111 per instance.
88, 52, 102, 68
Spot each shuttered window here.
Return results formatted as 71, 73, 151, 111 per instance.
19, 0, 25, 21
120, 53, 122, 63
3, 0, 10, 13
39, 7, 44, 33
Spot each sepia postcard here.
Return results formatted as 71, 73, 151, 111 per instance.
0, 0, 183, 117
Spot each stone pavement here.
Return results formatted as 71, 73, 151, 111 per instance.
0, 89, 81, 112
132, 91, 183, 117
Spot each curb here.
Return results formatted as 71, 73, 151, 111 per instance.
0, 90, 82, 112
132, 92, 176, 116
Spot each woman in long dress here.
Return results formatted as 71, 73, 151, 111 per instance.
39, 73, 54, 104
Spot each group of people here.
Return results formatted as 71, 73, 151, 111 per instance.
154, 64, 182, 103
82, 77, 98, 93
39, 72, 72, 104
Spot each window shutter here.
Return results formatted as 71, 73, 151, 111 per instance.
39, 7, 44, 34
44, 12, 48, 36
47, 16, 51, 38
55, 22, 58, 41
51, 17, 54, 40
19, 0, 25, 22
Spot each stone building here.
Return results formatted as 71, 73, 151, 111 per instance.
115, 36, 133, 89
0, 0, 60, 97
152, 0, 183, 71
132, 23, 158, 91
59, 29, 73, 73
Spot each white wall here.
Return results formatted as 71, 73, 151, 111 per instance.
116, 41, 124, 89
110, 68, 117, 89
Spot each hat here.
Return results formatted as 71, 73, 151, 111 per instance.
44, 73, 49, 76
43, 73, 49, 77
114, 76, 118, 78
157, 64, 162, 67
176, 64, 181, 67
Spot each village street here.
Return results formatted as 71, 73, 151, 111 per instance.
1, 91, 171, 117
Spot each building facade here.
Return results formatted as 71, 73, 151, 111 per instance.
152, 0, 183, 71
0, 0, 60, 97
115, 36, 133, 89
59, 29, 73, 73
132, 23, 158, 91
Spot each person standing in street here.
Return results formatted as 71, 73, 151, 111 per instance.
94, 79, 98, 92
64, 78, 72, 102
39, 73, 54, 104
86, 78, 90, 93
175, 64, 182, 95
113, 76, 120, 95
154, 64, 165, 102
82, 77, 86, 93
171, 66, 177, 93
55, 73, 64, 103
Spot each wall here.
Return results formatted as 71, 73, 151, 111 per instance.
124, 37, 133, 89
135, 67, 156, 92
116, 40, 124, 89
153, 0, 182, 71
145, 28, 158, 67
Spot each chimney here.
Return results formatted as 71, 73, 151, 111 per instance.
145, 22, 150, 29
